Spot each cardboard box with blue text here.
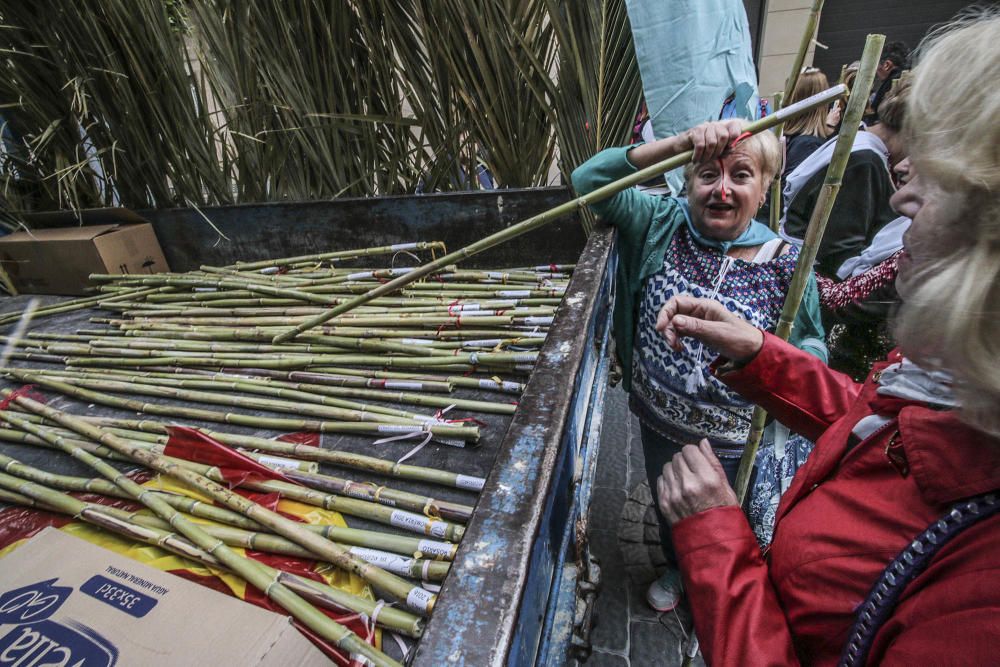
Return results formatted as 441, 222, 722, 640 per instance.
0, 528, 330, 666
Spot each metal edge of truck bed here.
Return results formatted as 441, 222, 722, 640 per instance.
412, 225, 615, 667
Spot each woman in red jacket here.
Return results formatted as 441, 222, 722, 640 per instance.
652, 14, 1000, 665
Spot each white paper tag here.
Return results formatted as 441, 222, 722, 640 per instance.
342, 485, 395, 506
350, 547, 413, 576
255, 455, 303, 471
347, 271, 374, 280
391, 242, 420, 251
390, 510, 431, 534
406, 586, 434, 613
524, 316, 554, 326
462, 339, 501, 348
377, 424, 423, 434
427, 520, 448, 538
498, 290, 531, 298
384, 381, 424, 390
417, 539, 455, 559
400, 338, 434, 346
455, 474, 485, 492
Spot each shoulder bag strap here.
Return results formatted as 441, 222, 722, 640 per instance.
838, 492, 1000, 666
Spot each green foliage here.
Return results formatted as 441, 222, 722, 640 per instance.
0, 0, 641, 220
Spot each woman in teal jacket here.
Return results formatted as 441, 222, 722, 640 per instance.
572, 119, 826, 612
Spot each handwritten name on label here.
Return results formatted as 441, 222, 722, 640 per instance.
455, 474, 485, 492
81, 576, 157, 619
389, 511, 448, 538
389, 510, 430, 534
416, 540, 454, 558
255, 455, 302, 471
405, 587, 433, 613
349, 548, 412, 576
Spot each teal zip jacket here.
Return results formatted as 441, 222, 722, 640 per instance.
571, 145, 827, 391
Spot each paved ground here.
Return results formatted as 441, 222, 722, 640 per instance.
570, 385, 705, 667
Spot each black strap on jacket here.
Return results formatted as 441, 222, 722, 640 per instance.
838, 492, 1000, 666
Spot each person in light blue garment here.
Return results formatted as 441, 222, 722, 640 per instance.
572, 119, 827, 613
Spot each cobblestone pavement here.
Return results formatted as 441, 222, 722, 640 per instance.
569, 385, 705, 667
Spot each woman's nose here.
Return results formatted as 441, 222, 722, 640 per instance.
715, 159, 729, 202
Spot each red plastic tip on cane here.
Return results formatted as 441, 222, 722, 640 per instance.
0, 385, 45, 411
730, 130, 753, 148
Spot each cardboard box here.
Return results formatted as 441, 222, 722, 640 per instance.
0, 210, 168, 295
0, 528, 330, 666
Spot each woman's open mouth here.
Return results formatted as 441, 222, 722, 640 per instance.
706, 202, 735, 212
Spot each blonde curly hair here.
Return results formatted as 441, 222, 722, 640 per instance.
893, 10, 1000, 436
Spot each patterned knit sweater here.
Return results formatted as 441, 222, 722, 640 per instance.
630, 226, 802, 455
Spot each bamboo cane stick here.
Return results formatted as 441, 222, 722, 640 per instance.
98, 503, 451, 582
273, 85, 846, 343
0, 287, 167, 326
732, 35, 885, 503
769, 92, 784, 234
122, 365, 522, 396
65, 351, 526, 373
39, 367, 514, 416
781, 0, 826, 103
218, 241, 447, 272
125, 366, 456, 393
79, 417, 486, 492
29, 369, 440, 424
3, 369, 479, 442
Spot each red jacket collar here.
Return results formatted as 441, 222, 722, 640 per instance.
874, 348, 1000, 504
900, 406, 1000, 505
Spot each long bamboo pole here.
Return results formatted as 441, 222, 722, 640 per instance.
2, 369, 480, 442
34, 414, 485, 492
781, 0, 826, 103
732, 35, 885, 503
272, 85, 846, 344
769, 92, 784, 234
